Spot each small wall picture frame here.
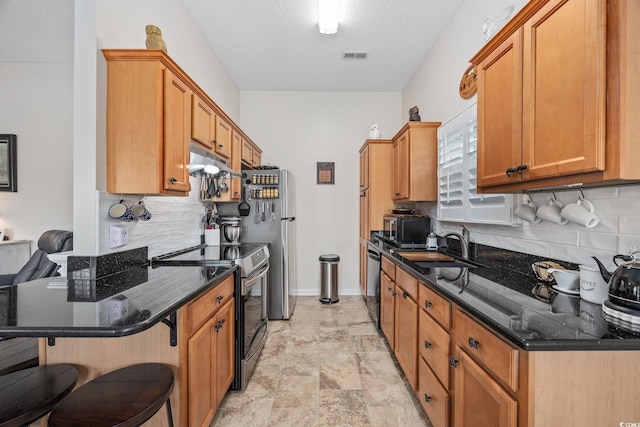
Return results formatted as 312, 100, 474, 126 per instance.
317, 162, 335, 185
0, 134, 17, 192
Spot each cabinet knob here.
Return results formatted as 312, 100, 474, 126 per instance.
168, 177, 178, 185
402, 291, 408, 299
218, 143, 224, 149
423, 393, 432, 403
424, 300, 432, 309
468, 337, 480, 349
216, 295, 224, 304
392, 290, 396, 297
505, 167, 517, 177
516, 164, 528, 174
424, 340, 432, 349
215, 318, 226, 332
449, 357, 459, 368
387, 287, 392, 292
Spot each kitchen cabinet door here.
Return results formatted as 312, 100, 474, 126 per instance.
394, 281, 418, 390
214, 116, 233, 160
418, 357, 449, 427
214, 298, 235, 409
521, 0, 606, 181
452, 346, 517, 427
392, 131, 410, 200
191, 94, 215, 150
188, 315, 216, 427
476, 29, 523, 188
360, 144, 369, 191
380, 272, 395, 348
163, 70, 191, 193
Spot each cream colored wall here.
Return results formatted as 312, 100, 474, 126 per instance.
240, 91, 402, 295
0, 63, 74, 245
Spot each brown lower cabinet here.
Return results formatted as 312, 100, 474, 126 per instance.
42, 274, 236, 427
383, 261, 640, 426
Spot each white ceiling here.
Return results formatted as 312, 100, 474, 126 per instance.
0, 0, 465, 91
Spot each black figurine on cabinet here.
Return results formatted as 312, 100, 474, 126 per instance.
409, 106, 421, 121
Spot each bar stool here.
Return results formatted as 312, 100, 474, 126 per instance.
0, 364, 78, 427
48, 363, 175, 427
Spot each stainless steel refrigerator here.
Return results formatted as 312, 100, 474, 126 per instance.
241, 169, 297, 320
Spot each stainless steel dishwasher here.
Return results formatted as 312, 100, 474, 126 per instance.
365, 243, 381, 328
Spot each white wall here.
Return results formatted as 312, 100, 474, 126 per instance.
0, 63, 74, 245
66, 0, 243, 255
405, 0, 640, 271
240, 91, 402, 294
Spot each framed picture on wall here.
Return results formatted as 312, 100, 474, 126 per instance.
0, 134, 17, 192
317, 162, 335, 185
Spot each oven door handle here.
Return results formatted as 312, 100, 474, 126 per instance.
242, 262, 270, 296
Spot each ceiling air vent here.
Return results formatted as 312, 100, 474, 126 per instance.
342, 51, 369, 60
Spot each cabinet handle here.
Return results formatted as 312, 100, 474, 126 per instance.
218, 143, 224, 149
216, 295, 224, 304
387, 287, 392, 292
516, 164, 528, 174
394, 192, 400, 196
423, 393, 432, 403
424, 340, 432, 349
505, 167, 517, 177
468, 337, 480, 349
424, 300, 432, 309
449, 357, 459, 368
402, 291, 408, 299
215, 318, 226, 332
392, 290, 396, 297
168, 177, 178, 185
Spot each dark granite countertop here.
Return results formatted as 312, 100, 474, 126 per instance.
371, 232, 640, 351
0, 264, 237, 339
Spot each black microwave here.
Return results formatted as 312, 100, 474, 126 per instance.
384, 216, 430, 245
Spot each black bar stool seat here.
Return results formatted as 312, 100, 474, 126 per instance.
0, 364, 78, 427
48, 363, 174, 427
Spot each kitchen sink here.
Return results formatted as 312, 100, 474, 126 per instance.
393, 251, 477, 269
413, 260, 477, 269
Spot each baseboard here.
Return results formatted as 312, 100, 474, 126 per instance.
294, 289, 362, 296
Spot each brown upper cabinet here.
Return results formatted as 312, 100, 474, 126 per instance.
103, 49, 261, 196
472, 0, 640, 192
191, 94, 216, 150
391, 122, 440, 202
241, 138, 262, 169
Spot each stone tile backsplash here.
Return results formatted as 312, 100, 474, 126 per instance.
99, 176, 205, 257
435, 184, 640, 270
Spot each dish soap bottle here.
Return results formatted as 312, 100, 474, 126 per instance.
426, 233, 438, 251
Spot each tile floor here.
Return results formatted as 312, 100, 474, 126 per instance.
212, 296, 432, 426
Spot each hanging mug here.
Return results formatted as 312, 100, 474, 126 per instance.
131, 201, 152, 221
514, 199, 541, 224
561, 198, 600, 228
109, 200, 136, 222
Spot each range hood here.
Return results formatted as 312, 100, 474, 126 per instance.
188, 143, 241, 178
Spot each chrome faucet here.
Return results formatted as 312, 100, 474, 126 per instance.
441, 225, 470, 259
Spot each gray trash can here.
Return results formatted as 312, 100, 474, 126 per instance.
319, 254, 340, 304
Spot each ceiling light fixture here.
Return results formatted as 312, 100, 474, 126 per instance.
318, 0, 339, 35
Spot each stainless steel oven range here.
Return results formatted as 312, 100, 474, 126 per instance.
151, 242, 270, 390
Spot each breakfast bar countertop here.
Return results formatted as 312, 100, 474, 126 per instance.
0, 264, 237, 339
371, 233, 640, 352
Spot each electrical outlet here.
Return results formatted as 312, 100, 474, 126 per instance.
109, 224, 128, 248
109, 295, 129, 323
617, 236, 640, 255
